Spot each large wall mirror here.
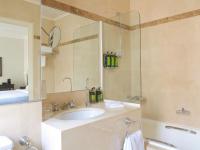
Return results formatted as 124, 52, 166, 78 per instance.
41, 0, 141, 104
0, 0, 141, 105
41, 4, 102, 97
0, 0, 41, 105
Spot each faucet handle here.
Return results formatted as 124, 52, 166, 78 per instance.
85, 99, 90, 107
68, 100, 76, 108
60, 102, 68, 110
51, 103, 59, 112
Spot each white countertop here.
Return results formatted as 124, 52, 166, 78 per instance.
42, 100, 140, 131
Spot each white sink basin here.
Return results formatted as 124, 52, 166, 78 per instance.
56, 108, 105, 120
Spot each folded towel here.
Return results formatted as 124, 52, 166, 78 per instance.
123, 130, 144, 150
105, 101, 124, 108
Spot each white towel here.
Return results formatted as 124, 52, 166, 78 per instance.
123, 130, 144, 150
105, 101, 124, 108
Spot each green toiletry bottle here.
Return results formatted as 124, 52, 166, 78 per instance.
103, 53, 107, 67
106, 52, 111, 67
114, 53, 118, 67
96, 87, 103, 102
111, 52, 115, 68
89, 87, 96, 103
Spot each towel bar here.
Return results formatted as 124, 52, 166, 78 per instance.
145, 138, 177, 150
124, 117, 136, 126
165, 125, 197, 135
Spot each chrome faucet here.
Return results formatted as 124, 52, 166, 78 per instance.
19, 136, 38, 150
60, 102, 68, 110
61, 100, 76, 110
51, 103, 59, 112
85, 99, 90, 107
85, 77, 89, 90
67, 100, 76, 108
176, 107, 190, 115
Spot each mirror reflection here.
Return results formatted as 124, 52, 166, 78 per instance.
103, 11, 142, 103
0, 22, 29, 104
0, 0, 41, 105
41, 6, 102, 95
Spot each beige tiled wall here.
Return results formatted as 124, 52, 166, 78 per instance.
41, 18, 55, 93
133, 0, 200, 23
103, 23, 132, 100
42, 14, 96, 93
42, 90, 89, 119
56, 0, 131, 18
43, 90, 88, 106
53, 15, 96, 92
133, 0, 200, 128
0, 102, 42, 150
103, 11, 141, 101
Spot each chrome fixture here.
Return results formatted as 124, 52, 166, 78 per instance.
85, 77, 89, 89
85, 78, 90, 107
61, 100, 76, 110
176, 107, 190, 115
51, 103, 59, 112
165, 125, 197, 135
60, 102, 68, 110
127, 96, 144, 102
85, 99, 90, 107
19, 136, 38, 150
145, 138, 177, 149
124, 117, 136, 126
67, 100, 76, 108
63, 77, 72, 91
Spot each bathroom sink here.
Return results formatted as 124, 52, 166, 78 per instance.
56, 108, 105, 120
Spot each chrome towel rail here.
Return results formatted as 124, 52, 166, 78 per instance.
124, 117, 137, 126
165, 125, 197, 135
122, 118, 141, 150
145, 138, 177, 149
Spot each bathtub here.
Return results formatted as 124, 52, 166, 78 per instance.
142, 118, 200, 150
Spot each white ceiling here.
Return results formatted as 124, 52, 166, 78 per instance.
42, 6, 69, 21
0, 22, 28, 39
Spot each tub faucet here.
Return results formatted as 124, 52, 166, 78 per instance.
176, 107, 190, 115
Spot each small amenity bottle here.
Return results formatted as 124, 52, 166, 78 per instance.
111, 52, 115, 68
96, 87, 103, 102
106, 52, 111, 67
103, 53, 107, 67
114, 53, 118, 67
89, 87, 96, 103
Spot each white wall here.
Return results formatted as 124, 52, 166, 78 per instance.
0, 37, 25, 89
0, 101, 42, 150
